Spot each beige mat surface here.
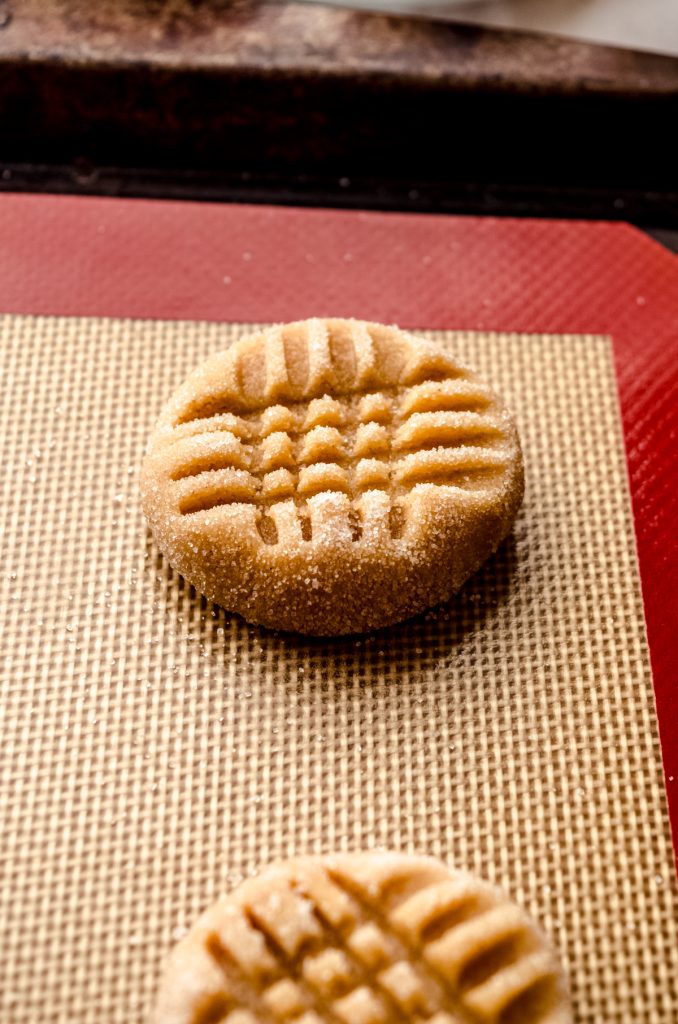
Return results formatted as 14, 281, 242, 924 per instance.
1, 316, 676, 1023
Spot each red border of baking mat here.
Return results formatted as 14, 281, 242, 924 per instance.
1, 193, 676, 863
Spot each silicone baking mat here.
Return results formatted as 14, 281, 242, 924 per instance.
1, 312, 676, 1023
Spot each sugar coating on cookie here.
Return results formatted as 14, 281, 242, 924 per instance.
151, 852, 572, 1024
141, 319, 524, 634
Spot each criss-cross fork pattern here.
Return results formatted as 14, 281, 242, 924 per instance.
152, 321, 514, 531
191, 860, 566, 1024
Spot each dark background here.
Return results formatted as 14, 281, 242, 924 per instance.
1, 0, 677, 246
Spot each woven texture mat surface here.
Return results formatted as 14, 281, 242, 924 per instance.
1, 316, 676, 1023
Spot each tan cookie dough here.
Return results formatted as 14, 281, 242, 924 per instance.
141, 319, 524, 634
151, 852, 572, 1024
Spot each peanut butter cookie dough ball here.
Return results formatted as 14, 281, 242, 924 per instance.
141, 319, 524, 634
